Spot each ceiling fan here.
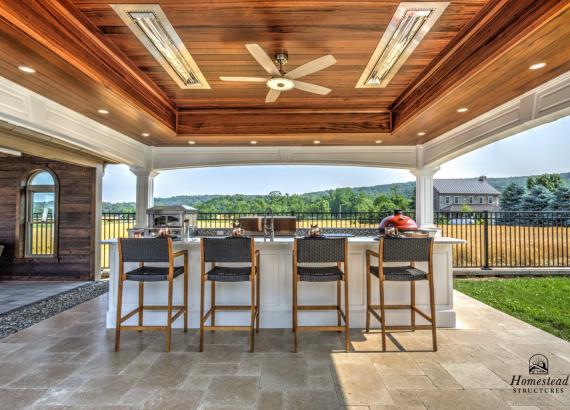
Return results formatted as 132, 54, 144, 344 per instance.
220, 44, 336, 103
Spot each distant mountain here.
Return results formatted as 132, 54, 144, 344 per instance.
102, 172, 570, 212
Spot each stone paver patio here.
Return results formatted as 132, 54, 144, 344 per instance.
0, 291, 568, 409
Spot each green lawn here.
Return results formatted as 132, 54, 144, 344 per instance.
454, 277, 570, 342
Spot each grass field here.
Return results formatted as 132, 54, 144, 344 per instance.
454, 277, 570, 342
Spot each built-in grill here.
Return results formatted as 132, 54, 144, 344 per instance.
128, 205, 198, 239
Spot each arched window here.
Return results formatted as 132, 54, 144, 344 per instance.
26, 170, 57, 256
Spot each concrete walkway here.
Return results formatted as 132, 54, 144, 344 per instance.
0, 281, 88, 315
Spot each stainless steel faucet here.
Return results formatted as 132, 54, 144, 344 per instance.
263, 208, 275, 242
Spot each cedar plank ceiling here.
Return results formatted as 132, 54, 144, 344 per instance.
0, 0, 569, 146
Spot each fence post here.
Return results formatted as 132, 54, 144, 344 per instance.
483, 211, 491, 270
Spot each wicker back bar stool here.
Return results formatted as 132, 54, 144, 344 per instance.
116, 238, 188, 352
199, 237, 260, 352
292, 237, 349, 352
365, 236, 437, 351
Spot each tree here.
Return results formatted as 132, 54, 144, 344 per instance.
460, 204, 474, 213
522, 185, 553, 211
550, 185, 570, 210
373, 193, 396, 216
527, 173, 563, 192
501, 183, 526, 211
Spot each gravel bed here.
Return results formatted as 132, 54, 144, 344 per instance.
0, 281, 108, 339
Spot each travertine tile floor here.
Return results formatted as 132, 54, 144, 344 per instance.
0, 291, 568, 409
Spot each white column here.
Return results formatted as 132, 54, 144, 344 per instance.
93, 163, 105, 280
411, 167, 439, 228
130, 167, 159, 228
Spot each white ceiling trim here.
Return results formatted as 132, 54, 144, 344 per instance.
0, 76, 149, 168
422, 70, 570, 168
0, 71, 569, 172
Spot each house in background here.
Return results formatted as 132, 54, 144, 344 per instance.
434, 176, 501, 212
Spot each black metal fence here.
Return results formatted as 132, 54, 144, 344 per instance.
99, 211, 570, 269
196, 211, 412, 229
30, 213, 55, 255
101, 212, 136, 269
435, 211, 570, 268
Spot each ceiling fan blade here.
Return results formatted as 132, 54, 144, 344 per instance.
245, 44, 280, 76
285, 55, 337, 80
219, 76, 268, 82
265, 89, 281, 103
292, 80, 331, 95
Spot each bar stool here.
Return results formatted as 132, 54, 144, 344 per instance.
292, 237, 349, 352
115, 238, 188, 352
199, 237, 259, 352
365, 236, 437, 351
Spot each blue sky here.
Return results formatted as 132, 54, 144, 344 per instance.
103, 116, 570, 203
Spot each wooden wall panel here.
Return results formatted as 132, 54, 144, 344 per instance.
0, 153, 96, 280
177, 110, 391, 137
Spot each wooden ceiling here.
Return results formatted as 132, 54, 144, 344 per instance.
0, 0, 568, 147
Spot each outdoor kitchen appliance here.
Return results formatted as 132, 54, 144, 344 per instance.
128, 205, 198, 239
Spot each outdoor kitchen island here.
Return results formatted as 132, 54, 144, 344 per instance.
104, 236, 463, 329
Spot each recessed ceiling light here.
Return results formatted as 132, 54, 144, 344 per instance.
529, 62, 546, 70
18, 65, 36, 74
188, 141, 196, 145
313, 140, 321, 144
457, 107, 468, 113
97, 109, 109, 115
417, 132, 426, 136
141, 132, 150, 137
375, 140, 383, 144
250, 140, 257, 145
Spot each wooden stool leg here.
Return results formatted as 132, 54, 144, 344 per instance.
165, 278, 173, 352
250, 272, 255, 352
344, 277, 350, 352
256, 265, 261, 333
411, 281, 416, 331
379, 276, 387, 352
336, 279, 342, 332
428, 275, 437, 352
365, 269, 371, 333
184, 258, 188, 333
293, 274, 298, 353
211, 281, 216, 331
199, 273, 205, 352
138, 282, 144, 332
114, 275, 124, 352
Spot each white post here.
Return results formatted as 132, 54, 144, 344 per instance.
93, 163, 105, 280
130, 167, 159, 228
411, 167, 439, 228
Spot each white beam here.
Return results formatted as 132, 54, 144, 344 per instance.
151, 145, 417, 170
0, 146, 21, 156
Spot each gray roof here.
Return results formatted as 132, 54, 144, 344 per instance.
434, 178, 500, 195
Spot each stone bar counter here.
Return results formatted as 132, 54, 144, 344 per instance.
103, 236, 464, 329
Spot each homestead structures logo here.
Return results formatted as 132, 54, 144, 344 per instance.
510, 354, 568, 394
529, 354, 548, 375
